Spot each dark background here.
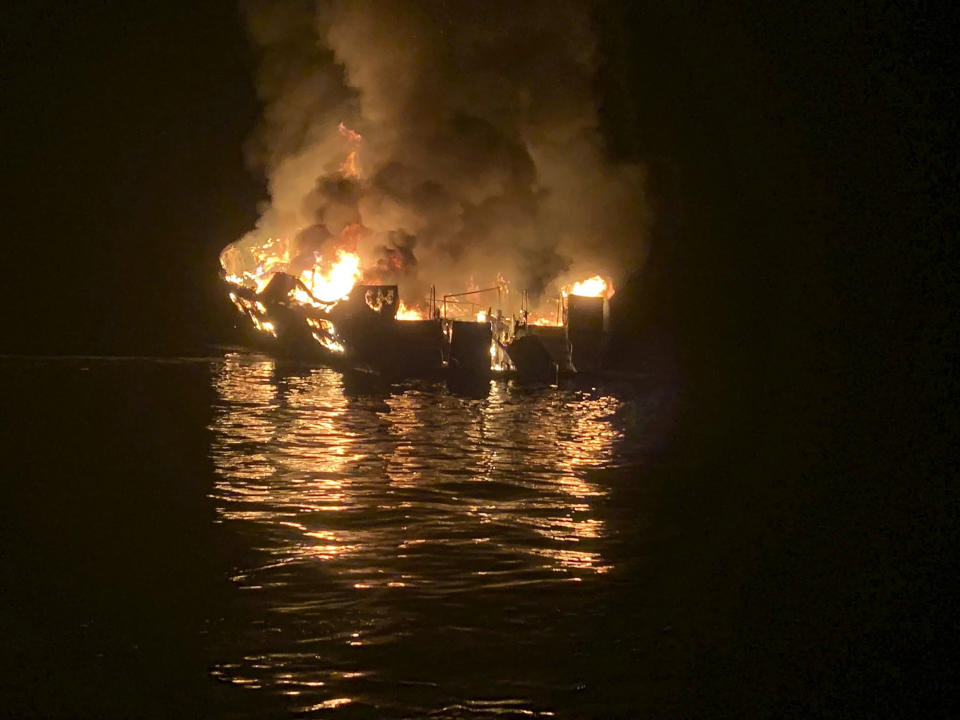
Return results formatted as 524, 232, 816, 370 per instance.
3, 2, 262, 355
2, 0, 955, 716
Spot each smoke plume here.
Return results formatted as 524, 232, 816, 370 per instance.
237, 0, 650, 309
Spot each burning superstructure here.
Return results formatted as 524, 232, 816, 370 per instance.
219, 119, 621, 378
220, 230, 614, 379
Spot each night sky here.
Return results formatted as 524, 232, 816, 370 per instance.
2, 0, 954, 715
3, 3, 949, 362
4, 2, 262, 354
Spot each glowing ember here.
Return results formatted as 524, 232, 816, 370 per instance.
476, 310, 487, 322
338, 122, 362, 178
228, 292, 277, 336
250, 316, 276, 336
396, 301, 427, 321
529, 316, 562, 327
562, 275, 614, 299
306, 317, 345, 354
306, 317, 335, 334
316, 335, 345, 354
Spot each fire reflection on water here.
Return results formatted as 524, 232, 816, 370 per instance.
208, 352, 631, 712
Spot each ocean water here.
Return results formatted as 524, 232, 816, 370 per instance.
1, 352, 679, 719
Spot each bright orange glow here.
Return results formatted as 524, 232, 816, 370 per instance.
476, 310, 487, 322
290, 286, 338, 311
222, 237, 362, 305
396, 301, 427, 320
298, 249, 362, 303
228, 292, 277, 336
206, 354, 624, 697
221, 236, 293, 294
562, 275, 614, 299
220, 120, 367, 302
306, 317, 345, 354
340, 150, 359, 178
338, 122, 362, 178
529, 316, 562, 327
251, 316, 277, 336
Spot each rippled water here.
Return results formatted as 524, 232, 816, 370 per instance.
4, 349, 931, 718
206, 353, 656, 717
1, 352, 669, 719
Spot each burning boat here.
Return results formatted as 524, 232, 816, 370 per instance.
220, 236, 613, 382
218, 121, 617, 380
224, 266, 444, 376
503, 277, 614, 381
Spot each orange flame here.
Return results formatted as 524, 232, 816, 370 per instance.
221, 233, 362, 309
306, 317, 345, 354
220, 236, 293, 293
562, 275, 614, 299
298, 249, 362, 302
227, 292, 277, 336
338, 122, 362, 178
396, 301, 427, 321
340, 150, 360, 178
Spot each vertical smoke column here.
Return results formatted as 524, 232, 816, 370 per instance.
233, 0, 651, 310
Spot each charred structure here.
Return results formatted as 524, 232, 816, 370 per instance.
222, 258, 616, 382
565, 295, 607, 373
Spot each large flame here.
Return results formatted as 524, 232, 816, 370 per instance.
221, 238, 362, 306
220, 122, 367, 310
298, 249, 362, 303
562, 275, 614, 299
220, 236, 293, 293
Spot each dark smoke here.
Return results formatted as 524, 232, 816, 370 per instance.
237, 0, 650, 309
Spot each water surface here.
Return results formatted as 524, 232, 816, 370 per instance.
2, 352, 671, 718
